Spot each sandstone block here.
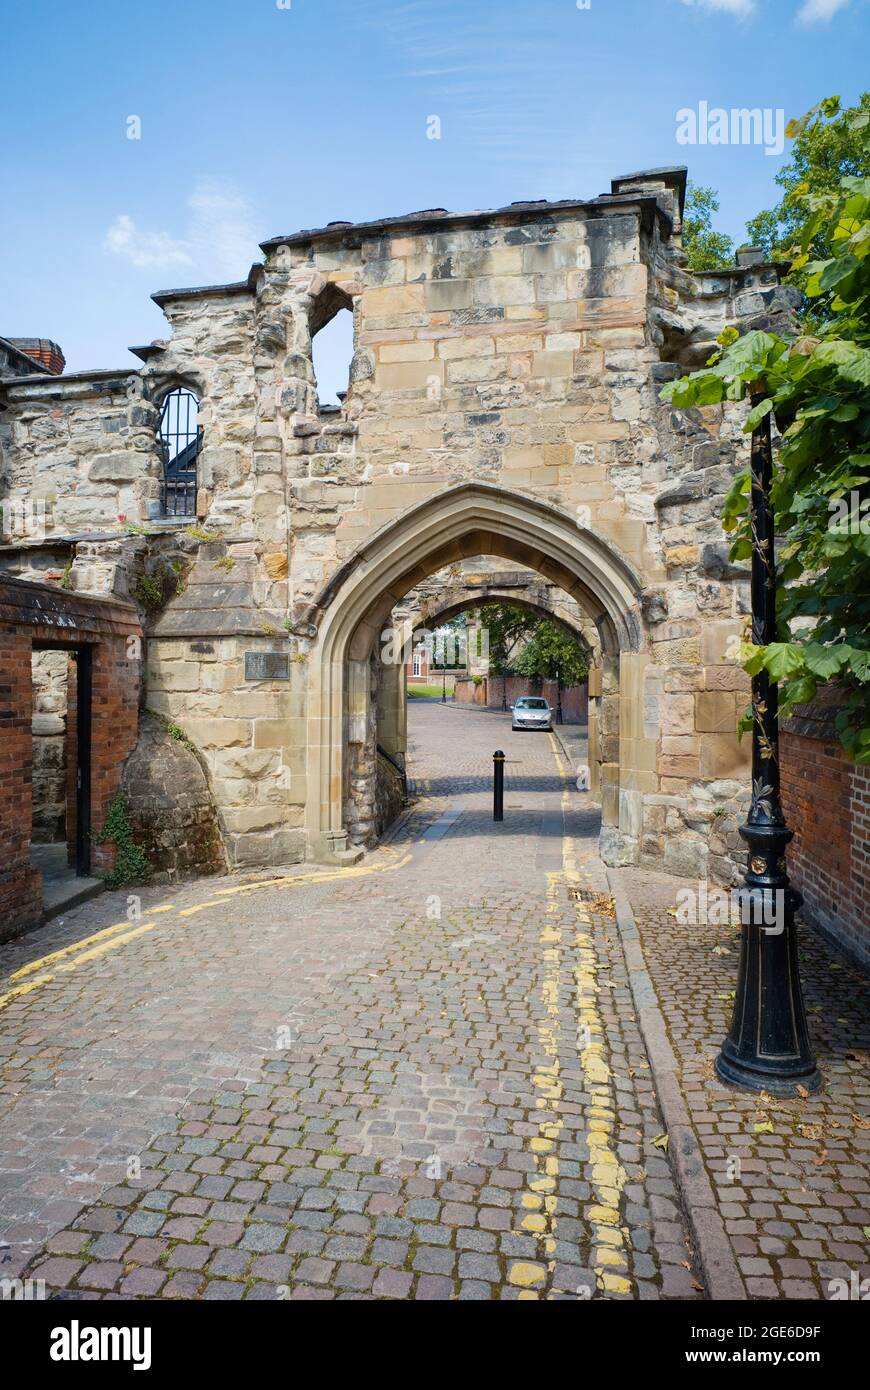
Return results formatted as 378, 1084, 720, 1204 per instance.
364, 284, 426, 317
425, 280, 472, 311
264, 552, 289, 580
376, 361, 444, 390
184, 718, 251, 749
699, 733, 751, 779
379, 341, 435, 362
696, 691, 738, 734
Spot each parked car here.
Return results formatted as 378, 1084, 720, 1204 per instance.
511, 696, 552, 731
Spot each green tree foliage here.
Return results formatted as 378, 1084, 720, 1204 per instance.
475, 604, 588, 684
513, 620, 589, 687
661, 102, 870, 763
682, 182, 735, 271
477, 603, 539, 674
746, 93, 870, 273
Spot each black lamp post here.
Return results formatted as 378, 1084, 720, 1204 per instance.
441, 661, 447, 704
715, 399, 821, 1097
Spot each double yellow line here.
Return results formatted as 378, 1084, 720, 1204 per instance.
0, 853, 411, 1015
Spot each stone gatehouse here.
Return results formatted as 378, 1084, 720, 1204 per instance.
1, 166, 799, 888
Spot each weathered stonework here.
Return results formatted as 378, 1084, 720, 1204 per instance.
0, 168, 773, 880
121, 713, 226, 883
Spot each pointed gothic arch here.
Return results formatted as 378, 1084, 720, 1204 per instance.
302, 483, 647, 863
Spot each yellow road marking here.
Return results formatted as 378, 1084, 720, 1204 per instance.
11, 921, 142, 980
509, 865, 564, 1298
0, 924, 157, 1011
1, 848, 413, 1016
0, 973, 56, 1009
550, 737, 632, 1297
213, 853, 411, 899
53, 923, 157, 969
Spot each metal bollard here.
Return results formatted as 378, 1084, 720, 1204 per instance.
493, 749, 505, 822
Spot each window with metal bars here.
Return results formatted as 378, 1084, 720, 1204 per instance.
158, 388, 202, 518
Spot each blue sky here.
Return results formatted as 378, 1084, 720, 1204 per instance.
1, 0, 867, 398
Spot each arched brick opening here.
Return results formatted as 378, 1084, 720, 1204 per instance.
303, 482, 644, 864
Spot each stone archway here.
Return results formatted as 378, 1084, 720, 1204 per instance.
390, 587, 599, 799
302, 482, 644, 863
404, 591, 600, 660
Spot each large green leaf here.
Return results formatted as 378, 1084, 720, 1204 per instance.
803, 643, 847, 677
761, 643, 808, 681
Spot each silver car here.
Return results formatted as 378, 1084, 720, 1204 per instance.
511, 696, 552, 731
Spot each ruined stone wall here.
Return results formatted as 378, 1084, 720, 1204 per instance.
145, 627, 308, 868
0, 372, 161, 534
0, 174, 772, 878
268, 205, 658, 606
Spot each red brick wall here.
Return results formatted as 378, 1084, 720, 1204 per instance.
90, 636, 141, 875
0, 630, 42, 934
454, 675, 588, 722
65, 654, 78, 867
781, 718, 869, 970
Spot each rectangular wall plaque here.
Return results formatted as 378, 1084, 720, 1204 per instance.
245, 651, 290, 681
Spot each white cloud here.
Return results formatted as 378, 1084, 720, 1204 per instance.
186, 178, 259, 279
680, 0, 756, 15
104, 178, 259, 279
796, 0, 850, 23
103, 214, 192, 270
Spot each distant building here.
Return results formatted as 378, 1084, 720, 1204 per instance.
0, 337, 65, 379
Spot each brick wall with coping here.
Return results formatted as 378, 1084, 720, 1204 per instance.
0, 575, 142, 941
781, 692, 869, 972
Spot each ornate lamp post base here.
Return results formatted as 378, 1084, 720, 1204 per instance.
715, 787, 822, 1099
716, 1051, 822, 1098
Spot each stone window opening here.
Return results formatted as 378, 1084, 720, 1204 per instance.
310, 283, 354, 412
158, 386, 202, 518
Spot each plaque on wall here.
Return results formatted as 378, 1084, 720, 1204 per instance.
244, 651, 290, 681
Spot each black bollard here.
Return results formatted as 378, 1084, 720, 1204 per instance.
493, 749, 505, 822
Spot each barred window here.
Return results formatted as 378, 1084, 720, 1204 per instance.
158, 387, 202, 517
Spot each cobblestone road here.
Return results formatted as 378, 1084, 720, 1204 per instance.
610, 864, 870, 1300
0, 703, 702, 1301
